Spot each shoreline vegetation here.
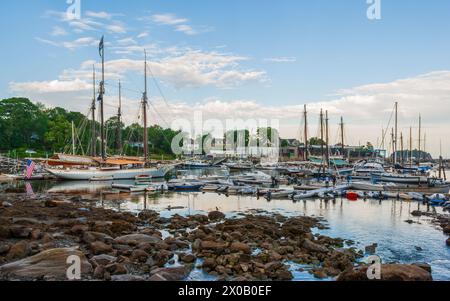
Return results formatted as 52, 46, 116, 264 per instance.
0, 98, 180, 159
0, 192, 444, 281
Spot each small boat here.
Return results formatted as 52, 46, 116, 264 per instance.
111, 184, 146, 192
90, 176, 114, 181
170, 183, 204, 191
182, 160, 211, 169
293, 190, 318, 200
408, 192, 424, 201
265, 190, 294, 199
135, 175, 152, 182
427, 194, 448, 206
201, 185, 220, 192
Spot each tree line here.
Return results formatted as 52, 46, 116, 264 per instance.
0, 98, 181, 158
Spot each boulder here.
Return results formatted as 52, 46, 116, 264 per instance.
365, 243, 378, 254
114, 234, 161, 246
0, 248, 92, 280
9, 226, 32, 239
337, 264, 432, 281
179, 253, 196, 263
70, 224, 89, 235
230, 242, 251, 254
111, 274, 145, 281
447, 238, 450, 247
90, 241, 113, 255
200, 240, 228, 252
412, 262, 432, 273
208, 211, 225, 221
149, 266, 192, 281
7, 241, 31, 260
82, 231, 113, 244
91, 254, 117, 266
0, 244, 11, 255
130, 249, 149, 263
302, 239, 329, 253
443, 225, 450, 234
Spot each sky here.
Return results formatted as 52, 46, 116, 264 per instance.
1, 0, 450, 157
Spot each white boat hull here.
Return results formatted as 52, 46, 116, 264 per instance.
46, 165, 175, 181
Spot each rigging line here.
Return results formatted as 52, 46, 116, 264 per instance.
146, 63, 174, 116
380, 103, 396, 149
148, 101, 171, 129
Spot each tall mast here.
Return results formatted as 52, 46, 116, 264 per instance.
325, 110, 330, 168
116, 80, 122, 155
303, 105, 308, 161
394, 102, 398, 165
142, 49, 149, 163
99, 36, 106, 161
91, 65, 96, 157
400, 132, 404, 165
72, 121, 76, 155
391, 128, 394, 163
320, 109, 324, 168
409, 126, 412, 168
418, 114, 422, 164
423, 132, 427, 161
340, 116, 345, 159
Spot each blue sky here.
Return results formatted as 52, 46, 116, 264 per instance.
1, 0, 450, 155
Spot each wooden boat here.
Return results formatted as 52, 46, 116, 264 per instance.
90, 176, 114, 182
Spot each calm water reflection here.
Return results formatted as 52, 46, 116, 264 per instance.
3, 170, 450, 281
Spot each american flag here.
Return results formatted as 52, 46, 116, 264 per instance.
25, 159, 36, 179
25, 182, 34, 196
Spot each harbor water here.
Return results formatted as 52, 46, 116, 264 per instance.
2, 168, 450, 281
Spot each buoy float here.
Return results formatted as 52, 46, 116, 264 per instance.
346, 191, 358, 201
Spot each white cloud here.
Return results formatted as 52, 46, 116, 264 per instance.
36, 36, 97, 50
264, 57, 297, 63
137, 32, 149, 38
146, 12, 209, 36
151, 13, 188, 25
51, 26, 68, 37
85, 11, 113, 20
9, 70, 450, 156
9, 79, 91, 93
175, 24, 197, 35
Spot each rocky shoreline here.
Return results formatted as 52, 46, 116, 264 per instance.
0, 193, 438, 281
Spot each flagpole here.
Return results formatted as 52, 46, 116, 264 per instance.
99, 36, 106, 161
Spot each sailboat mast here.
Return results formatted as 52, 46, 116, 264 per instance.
303, 105, 308, 161
72, 121, 76, 155
142, 50, 149, 163
325, 110, 330, 168
400, 132, 404, 165
340, 116, 345, 159
394, 102, 398, 165
91, 65, 96, 157
409, 126, 412, 168
418, 114, 422, 164
320, 109, 324, 169
99, 36, 106, 161
116, 80, 122, 155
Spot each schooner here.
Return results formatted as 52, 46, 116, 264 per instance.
46, 36, 175, 180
